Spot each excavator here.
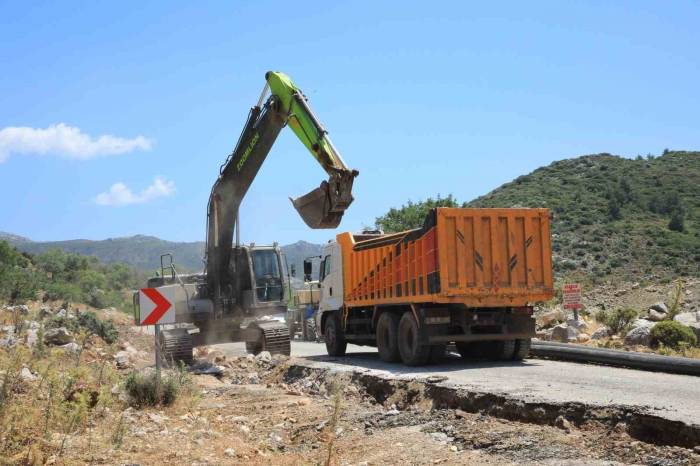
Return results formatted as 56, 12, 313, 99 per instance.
134, 71, 358, 362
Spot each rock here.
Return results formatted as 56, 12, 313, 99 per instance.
673, 311, 699, 325
38, 306, 53, 319
624, 326, 652, 347
630, 318, 655, 330
551, 323, 578, 342
0, 337, 17, 347
26, 328, 38, 347
15, 305, 29, 315
647, 309, 667, 322
429, 432, 451, 443
538, 308, 564, 328
650, 302, 668, 314
114, 351, 130, 368
44, 327, 73, 345
255, 351, 272, 363
673, 312, 700, 340
224, 448, 236, 457
567, 318, 588, 332
576, 333, 590, 343
20, 367, 37, 381
554, 416, 572, 433
56, 309, 68, 318
590, 327, 610, 340
60, 342, 81, 353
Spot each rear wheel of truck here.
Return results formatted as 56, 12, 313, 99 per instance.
324, 313, 347, 357
397, 312, 430, 366
376, 312, 401, 362
512, 338, 531, 360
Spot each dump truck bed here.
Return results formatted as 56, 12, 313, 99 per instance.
337, 208, 554, 308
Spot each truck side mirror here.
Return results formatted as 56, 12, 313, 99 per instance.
290, 264, 296, 277
303, 260, 312, 277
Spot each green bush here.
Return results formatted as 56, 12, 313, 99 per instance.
650, 321, 697, 349
595, 308, 638, 334
124, 370, 183, 408
47, 311, 119, 344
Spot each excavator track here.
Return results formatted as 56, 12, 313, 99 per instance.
245, 321, 291, 356
158, 328, 194, 366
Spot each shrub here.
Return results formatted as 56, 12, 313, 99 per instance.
124, 370, 182, 408
650, 321, 697, 349
77, 311, 119, 344
595, 308, 638, 334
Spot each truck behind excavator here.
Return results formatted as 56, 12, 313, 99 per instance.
133, 71, 358, 363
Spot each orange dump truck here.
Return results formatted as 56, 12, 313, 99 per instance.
313, 207, 554, 365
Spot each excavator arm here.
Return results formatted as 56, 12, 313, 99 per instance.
205, 71, 358, 300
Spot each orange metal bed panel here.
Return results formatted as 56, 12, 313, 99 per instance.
339, 208, 553, 308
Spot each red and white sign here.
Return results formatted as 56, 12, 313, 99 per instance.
562, 283, 583, 310
139, 287, 176, 325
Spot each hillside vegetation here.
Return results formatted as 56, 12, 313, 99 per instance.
0, 240, 141, 308
0, 234, 323, 279
376, 151, 700, 281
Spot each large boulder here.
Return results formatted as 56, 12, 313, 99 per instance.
590, 327, 611, 340
551, 323, 578, 342
673, 312, 700, 340
649, 302, 668, 314
624, 326, 652, 347
44, 327, 73, 346
630, 318, 655, 330
647, 309, 667, 322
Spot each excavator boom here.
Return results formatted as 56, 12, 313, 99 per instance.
205, 71, 358, 299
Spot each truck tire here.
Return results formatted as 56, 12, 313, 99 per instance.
376, 312, 400, 362
495, 340, 516, 360
397, 312, 430, 366
513, 338, 531, 360
324, 313, 347, 357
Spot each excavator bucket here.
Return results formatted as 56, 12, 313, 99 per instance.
292, 181, 343, 228
291, 171, 357, 229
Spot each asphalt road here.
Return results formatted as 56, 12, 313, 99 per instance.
215, 340, 700, 427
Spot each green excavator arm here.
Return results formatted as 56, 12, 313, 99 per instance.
205, 71, 358, 302
264, 71, 358, 227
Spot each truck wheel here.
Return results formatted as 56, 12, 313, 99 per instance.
376, 312, 400, 362
513, 338, 531, 360
397, 312, 430, 366
324, 313, 347, 357
496, 340, 516, 360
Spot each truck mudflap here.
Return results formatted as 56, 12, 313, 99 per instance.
419, 307, 536, 344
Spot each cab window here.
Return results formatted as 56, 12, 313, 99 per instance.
322, 255, 331, 281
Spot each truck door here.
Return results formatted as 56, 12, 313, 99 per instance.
319, 242, 343, 312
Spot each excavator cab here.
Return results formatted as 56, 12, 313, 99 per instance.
231, 244, 289, 316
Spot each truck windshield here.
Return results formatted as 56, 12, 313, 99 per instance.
251, 249, 283, 302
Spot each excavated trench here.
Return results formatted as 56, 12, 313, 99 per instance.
284, 363, 700, 449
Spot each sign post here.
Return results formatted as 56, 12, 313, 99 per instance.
138, 287, 176, 381
562, 283, 583, 321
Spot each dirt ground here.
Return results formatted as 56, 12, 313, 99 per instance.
2, 297, 699, 465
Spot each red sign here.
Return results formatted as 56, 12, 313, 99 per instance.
139, 287, 175, 325
562, 283, 583, 310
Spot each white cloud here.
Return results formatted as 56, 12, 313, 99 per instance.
0, 123, 152, 162
94, 176, 175, 206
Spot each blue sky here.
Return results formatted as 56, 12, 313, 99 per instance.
1, 1, 698, 245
